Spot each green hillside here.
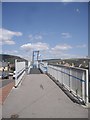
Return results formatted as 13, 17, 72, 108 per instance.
0, 54, 28, 64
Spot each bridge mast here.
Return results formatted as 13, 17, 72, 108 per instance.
32, 50, 40, 68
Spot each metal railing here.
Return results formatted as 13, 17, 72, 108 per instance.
39, 62, 47, 73
47, 64, 88, 105
27, 61, 31, 74
15, 60, 26, 87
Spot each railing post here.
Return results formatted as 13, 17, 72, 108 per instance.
61, 67, 63, 85
15, 59, 17, 87
57, 67, 59, 81
86, 70, 88, 105
82, 71, 85, 102
69, 68, 71, 91
14, 60, 26, 88
28, 61, 31, 74
46, 64, 88, 106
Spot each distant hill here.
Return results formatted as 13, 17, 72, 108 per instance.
42, 58, 61, 63
0, 54, 28, 64
43, 58, 90, 69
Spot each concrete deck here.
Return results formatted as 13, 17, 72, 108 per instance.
2, 74, 88, 118
30, 68, 42, 74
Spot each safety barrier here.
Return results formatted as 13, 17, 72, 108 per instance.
47, 64, 88, 105
39, 62, 47, 73
27, 61, 31, 74
15, 60, 26, 87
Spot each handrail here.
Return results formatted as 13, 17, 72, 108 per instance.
48, 64, 88, 105
17, 68, 25, 79
15, 60, 26, 87
49, 63, 88, 71
48, 66, 85, 82
39, 62, 47, 73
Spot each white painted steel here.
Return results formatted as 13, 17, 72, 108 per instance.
28, 61, 32, 74
15, 60, 26, 87
86, 70, 89, 105
39, 62, 47, 73
47, 64, 88, 105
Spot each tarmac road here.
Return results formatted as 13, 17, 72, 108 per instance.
0, 78, 14, 88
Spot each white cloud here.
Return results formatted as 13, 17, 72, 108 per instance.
46, 50, 85, 59
2, 50, 26, 59
29, 34, 43, 41
0, 28, 22, 45
35, 35, 42, 40
61, 32, 72, 38
21, 42, 49, 51
61, 0, 88, 1
28, 34, 33, 40
20, 43, 72, 59
76, 8, 80, 13
61, 0, 73, 2
3, 50, 18, 55
76, 44, 86, 48
20, 42, 86, 59
2, 0, 89, 2
52, 44, 72, 51
47, 44, 73, 59
46, 50, 78, 59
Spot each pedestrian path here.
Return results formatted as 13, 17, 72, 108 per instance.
30, 68, 42, 74
2, 74, 88, 118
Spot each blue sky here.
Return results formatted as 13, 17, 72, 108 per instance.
1, 2, 88, 60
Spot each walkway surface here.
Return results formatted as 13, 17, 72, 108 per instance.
2, 73, 88, 118
30, 68, 42, 74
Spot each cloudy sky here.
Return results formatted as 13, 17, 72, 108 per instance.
1, 2, 88, 60
2, 0, 90, 2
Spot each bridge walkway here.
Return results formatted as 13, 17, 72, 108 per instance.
30, 68, 42, 74
2, 71, 88, 118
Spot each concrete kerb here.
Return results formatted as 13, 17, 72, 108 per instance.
1, 82, 14, 105
2, 74, 26, 105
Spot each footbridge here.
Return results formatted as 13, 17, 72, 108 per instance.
1, 60, 89, 118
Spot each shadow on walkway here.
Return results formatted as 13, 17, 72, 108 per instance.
30, 68, 42, 74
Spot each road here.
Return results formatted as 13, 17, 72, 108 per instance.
0, 78, 14, 88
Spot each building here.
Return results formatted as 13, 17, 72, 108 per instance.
0, 61, 8, 71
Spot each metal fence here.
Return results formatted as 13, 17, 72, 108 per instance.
27, 61, 31, 74
47, 64, 88, 105
39, 62, 47, 73
15, 59, 26, 87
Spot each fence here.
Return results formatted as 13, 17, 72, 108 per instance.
15, 60, 26, 87
47, 64, 88, 105
39, 62, 47, 73
27, 61, 31, 74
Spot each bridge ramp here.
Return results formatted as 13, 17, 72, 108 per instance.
30, 68, 42, 74
2, 74, 88, 118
